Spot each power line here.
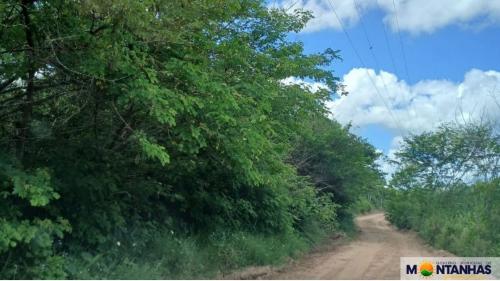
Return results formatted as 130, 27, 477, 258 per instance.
352, 0, 373, 50
352, 0, 409, 135
392, 0, 411, 83
326, 0, 407, 135
284, 0, 301, 11
377, 0, 399, 75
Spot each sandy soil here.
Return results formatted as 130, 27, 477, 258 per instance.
244, 212, 452, 280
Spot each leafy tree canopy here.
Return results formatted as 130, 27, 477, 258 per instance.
0, 0, 383, 278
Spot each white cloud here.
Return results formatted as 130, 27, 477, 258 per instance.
275, 0, 500, 34
328, 68, 500, 134
376, 135, 403, 179
277, 0, 377, 33
280, 76, 329, 92
381, 0, 500, 34
282, 70, 500, 177
328, 68, 500, 176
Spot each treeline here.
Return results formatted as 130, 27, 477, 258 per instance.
0, 0, 383, 278
386, 122, 500, 256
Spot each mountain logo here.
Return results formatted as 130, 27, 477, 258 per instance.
419, 261, 434, 277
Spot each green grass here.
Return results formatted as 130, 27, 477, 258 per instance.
64, 226, 332, 279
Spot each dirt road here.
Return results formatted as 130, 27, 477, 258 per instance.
269, 212, 452, 279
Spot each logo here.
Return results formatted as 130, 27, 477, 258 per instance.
419, 261, 434, 277
401, 257, 499, 280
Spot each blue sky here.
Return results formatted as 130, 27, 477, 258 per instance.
274, 0, 500, 173
295, 12, 500, 84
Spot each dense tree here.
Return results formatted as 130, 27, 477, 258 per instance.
0, 0, 383, 278
289, 116, 384, 221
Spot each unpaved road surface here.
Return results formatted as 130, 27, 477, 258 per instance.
268, 212, 452, 279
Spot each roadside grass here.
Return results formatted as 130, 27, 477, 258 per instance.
65, 225, 332, 279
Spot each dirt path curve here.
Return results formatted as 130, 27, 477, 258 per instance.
269, 212, 452, 280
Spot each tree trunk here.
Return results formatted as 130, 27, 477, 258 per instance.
17, 0, 35, 160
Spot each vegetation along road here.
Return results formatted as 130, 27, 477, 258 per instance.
267, 212, 452, 280
1, 0, 497, 278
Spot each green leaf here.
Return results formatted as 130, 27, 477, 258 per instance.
136, 132, 170, 166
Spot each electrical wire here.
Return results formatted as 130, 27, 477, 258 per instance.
326, 0, 407, 135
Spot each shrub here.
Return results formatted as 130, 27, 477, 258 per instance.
385, 180, 500, 256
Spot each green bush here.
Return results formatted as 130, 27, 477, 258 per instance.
351, 197, 373, 214
386, 180, 500, 256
